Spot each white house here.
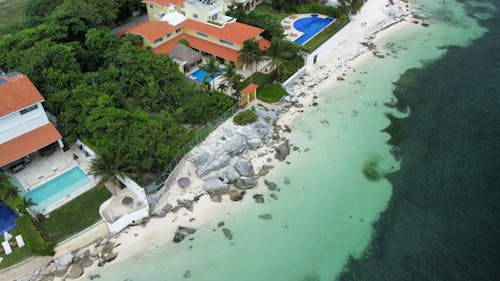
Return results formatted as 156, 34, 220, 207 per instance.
0, 72, 63, 169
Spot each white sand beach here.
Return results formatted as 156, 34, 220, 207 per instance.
1, 1, 416, 280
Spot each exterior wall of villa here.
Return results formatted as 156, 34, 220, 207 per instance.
185, 0, 224, 23
145, 3, 169, 21
0, 102, 50, 144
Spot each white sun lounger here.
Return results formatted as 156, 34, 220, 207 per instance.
15, 235, 25, 248
57, 160, 70, 171
41, 167, 55, 178
1, 241, 12, 255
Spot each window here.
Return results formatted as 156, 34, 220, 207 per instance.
167, 33, 171, 38
197, 32, 208, 38
149, 4, 153, 9
20, 104, 38, 115
176, 28, 181, 34
219, 39, 233, 46
210, 14, 218, 21
154, 37, 164, 44
192, 13, 198, 19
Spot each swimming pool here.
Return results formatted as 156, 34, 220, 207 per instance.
23, 167, 91, 214
293, 15, 335, 45
0, 200, 17, 233
189, 67, 224, 82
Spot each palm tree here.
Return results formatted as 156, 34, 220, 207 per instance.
239, 39, 262, 83
217, 82, 228, 93
220, 63, 243, 96
89, 148, 129, 195
200, 56, 221, 92
266, 38, 288, 77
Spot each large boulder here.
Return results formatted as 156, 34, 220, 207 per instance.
246, 135, 263, 149
234, 159, 254, 177
222, 134, 247, 156
234, 176, 258, 189
54, 253, 73, 277
67, 264, 84, 279
189, 148, 231, 177
219, 166, 240, 184
204, 177, 229, 195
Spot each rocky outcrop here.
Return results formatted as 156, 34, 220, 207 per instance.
234, 159, 254, 177
173, 226, 197, 243
66, 264, 83, 279
234, 177, 257, 189
219, 166, 240, 184
252, 194, 264, 204
204, 177, 229, 195
188, 105, 277, 177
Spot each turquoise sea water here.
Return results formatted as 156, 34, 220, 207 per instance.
24, 167, 91, 213
91, 0, 496, 280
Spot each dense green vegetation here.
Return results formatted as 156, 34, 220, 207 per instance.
39, 187, 111, 242
257, 84, 287, 103
16, 216, 55, 256
233, 109, 258, 125
0, 0, 29, 38
0, 0, 235, 177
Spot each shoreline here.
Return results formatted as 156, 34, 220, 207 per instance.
5, 1, 417, 280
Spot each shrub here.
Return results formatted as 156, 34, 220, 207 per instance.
233, 109, 258, 125
257, 83, 287, 103
16, 216, 55, 256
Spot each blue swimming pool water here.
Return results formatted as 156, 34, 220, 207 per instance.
189, 67, 224, 82
24, 167, 91, 213
294, 16, 335, 45
0, 200, 17, 233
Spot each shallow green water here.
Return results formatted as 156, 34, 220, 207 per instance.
91, 1, 492, 280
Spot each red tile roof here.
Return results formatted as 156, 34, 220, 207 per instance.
241, 83, 259, 95
154, 34, 241, 62
0, 74, 44, 117
0, 123, 62, 167
123, 21, 180, 42
258, 38, 271, 51
183, 19, 264, 45
142, 0, 184, 6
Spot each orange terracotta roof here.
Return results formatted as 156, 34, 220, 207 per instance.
183, 19, 264, 45
0, 123, 62, 167
241, 83, 259, 95
142, 0, 184, 6
153, 35, 184, 54
154, 34, 240, 62
0, 74, 44, 117
258, 38, 271, 51
123, 21, 179, 42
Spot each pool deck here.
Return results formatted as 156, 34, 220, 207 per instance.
281, 13, 333, 44
7, 144, 97, 214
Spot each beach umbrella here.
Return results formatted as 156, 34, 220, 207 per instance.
3, 231, 13, 241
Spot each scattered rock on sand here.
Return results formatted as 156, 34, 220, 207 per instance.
270, 193, 278, 200
264, 180, 277, 191
228, 189, 243, 201
67, 264, 84, 279
90, 274, 101, 280
252, 194, 264, 204
274, 141, 290, 161
234, 176, 257, 189
222, 228, 233, 240
337, 76, 345, 81
257, 165, 271, 176
258, 214, 272, 220
217, 221, 225, 227
184, 270, 192, 279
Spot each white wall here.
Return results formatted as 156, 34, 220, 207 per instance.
0, 102, 50, 143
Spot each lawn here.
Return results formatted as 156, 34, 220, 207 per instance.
40, 187, 111, 242
251, 3, 290, 22
0, 229, 33, 270
0, 0, 28, 37
257, 83, 287, 103
241, 72, 272, 89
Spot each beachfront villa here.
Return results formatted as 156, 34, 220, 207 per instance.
0, 72, 99, 216
122, 0, 270, 75
0, 71, 64, 171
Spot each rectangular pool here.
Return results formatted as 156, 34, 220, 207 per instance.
294, 15, 335, 45
189, 67, 224, 82
24, 167, 91, 214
